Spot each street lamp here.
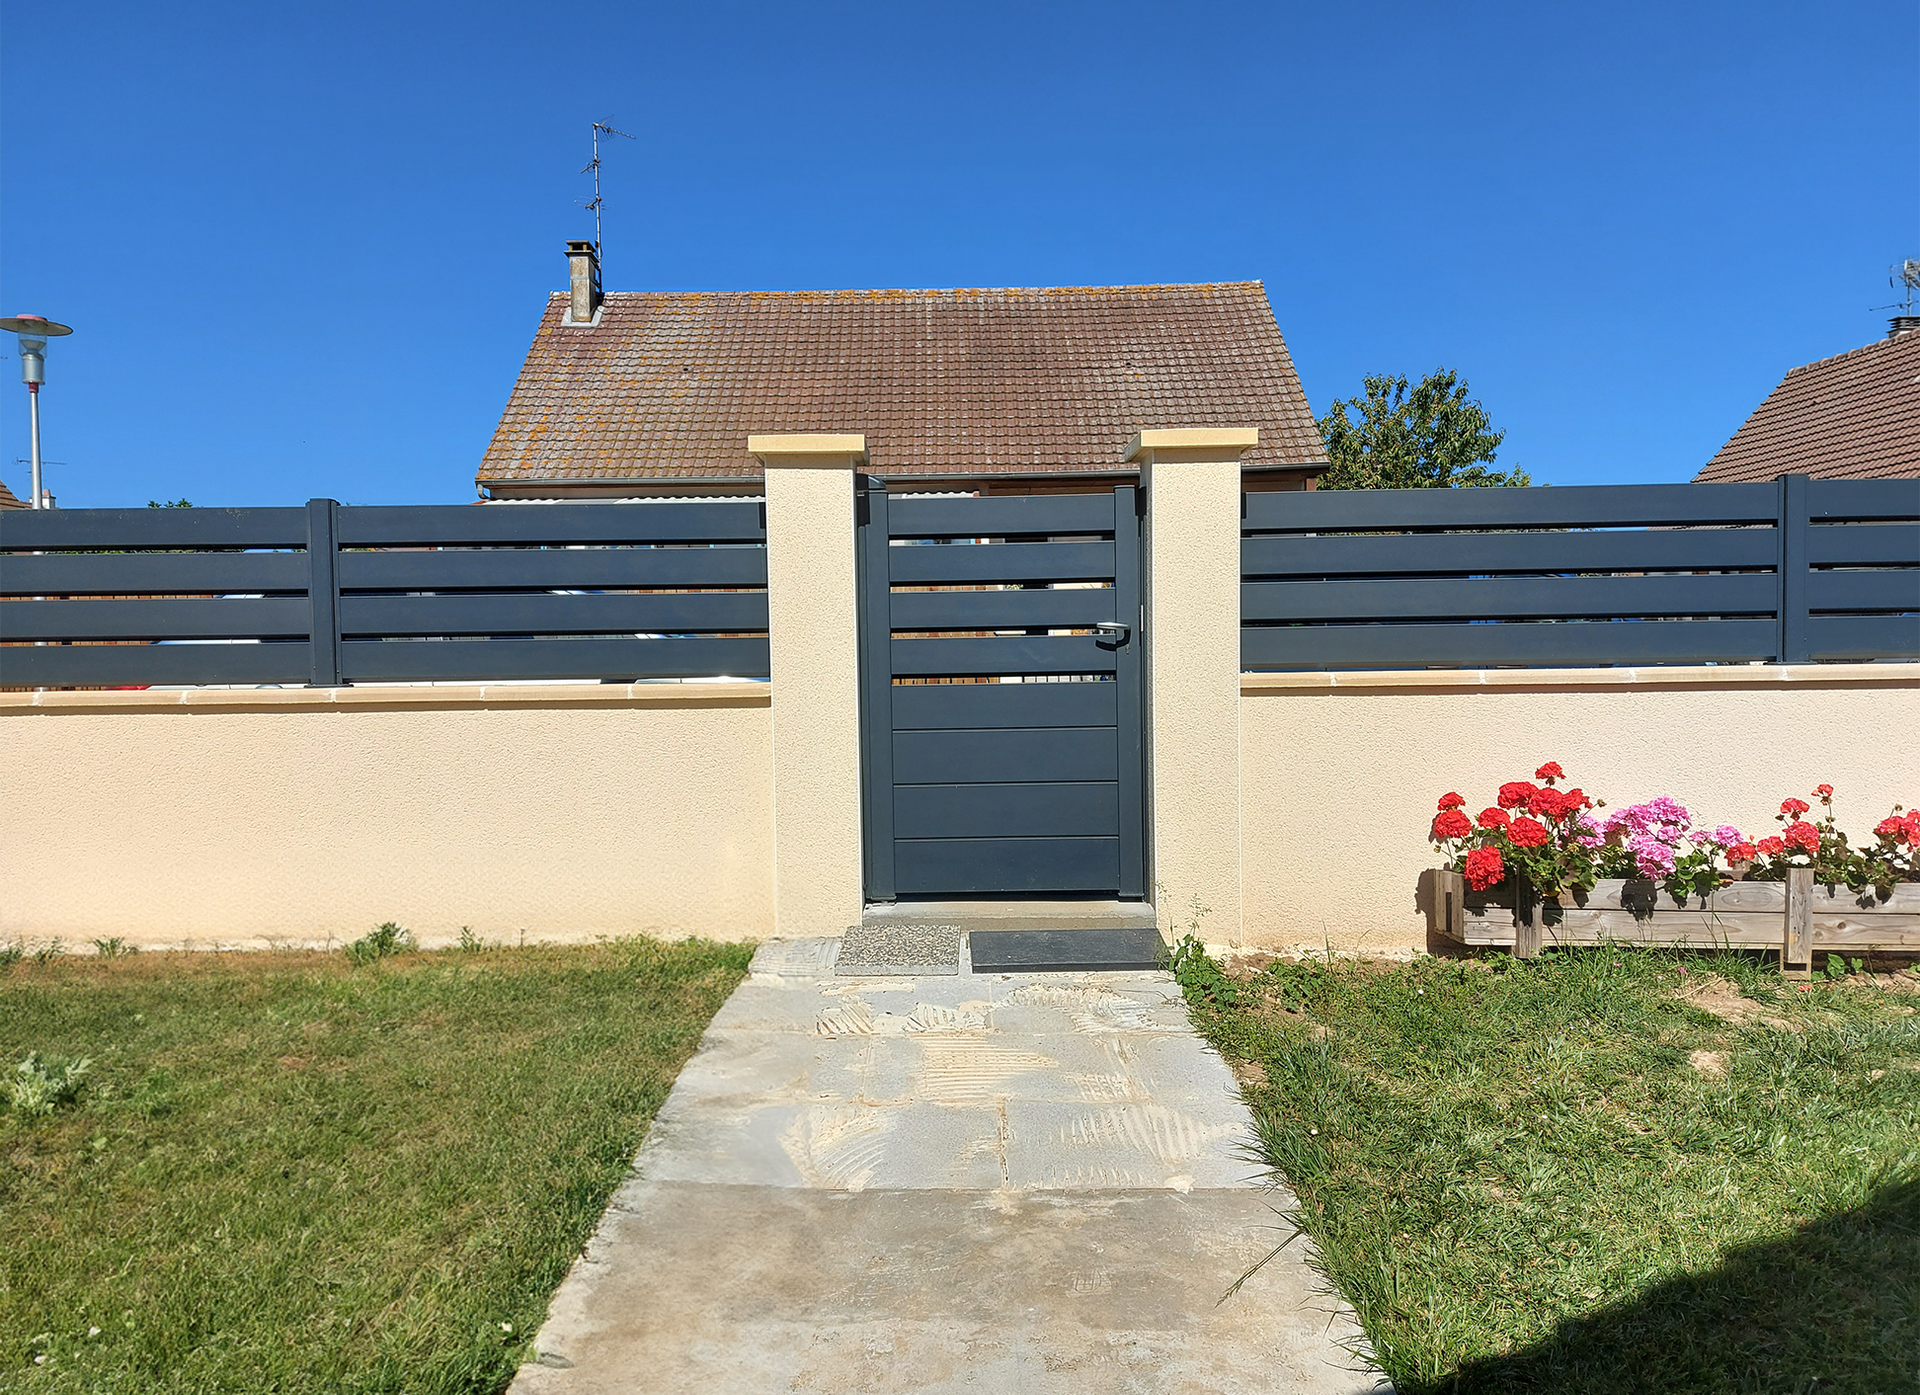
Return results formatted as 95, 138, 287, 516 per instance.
1, 314, 75, 509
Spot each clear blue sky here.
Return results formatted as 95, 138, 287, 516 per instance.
2, 1, 1914, 507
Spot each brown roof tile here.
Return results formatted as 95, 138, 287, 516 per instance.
0, 476, 26, 510
479, 282, 1325, 487
1696, 328, 1920, 483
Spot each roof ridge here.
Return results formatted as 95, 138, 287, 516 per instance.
1781, 332, 1917, 378
546, 281, 1267, 299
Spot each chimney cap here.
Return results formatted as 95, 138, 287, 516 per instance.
1890, 315, 1920, 338
566, 239, 598, 256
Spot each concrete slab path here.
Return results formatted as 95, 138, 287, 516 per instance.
511, 938, 1388, 1394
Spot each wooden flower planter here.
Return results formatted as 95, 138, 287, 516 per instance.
1422, 867, 1920, 971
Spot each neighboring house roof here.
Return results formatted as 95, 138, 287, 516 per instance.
478, 282, 1326, 490
0, 477, 27, 510
1695, 325, 1920, 483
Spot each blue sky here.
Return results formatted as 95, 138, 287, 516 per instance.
2, 0, 1914, 507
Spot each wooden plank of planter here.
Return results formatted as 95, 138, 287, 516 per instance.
1785, 868, 1812, 978
1540, 919, 1782, 947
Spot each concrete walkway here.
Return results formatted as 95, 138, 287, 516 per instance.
511, 939, 1387, 1394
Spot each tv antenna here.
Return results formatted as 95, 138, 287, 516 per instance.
1888, 259, 1920, 314
580, 120, 636, 260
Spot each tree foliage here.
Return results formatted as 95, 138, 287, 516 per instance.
1316, 369, 1530, 490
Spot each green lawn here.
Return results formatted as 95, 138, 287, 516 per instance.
1171, 943, 1920, 1394
0, 937, 751, 1393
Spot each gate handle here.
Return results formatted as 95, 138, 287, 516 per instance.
1094, 621, 1131, 646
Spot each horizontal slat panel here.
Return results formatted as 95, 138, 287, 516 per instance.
889, 541, 1114, 585
1807, 570, 1920, 611
1808, 523, 1920, 566
0, 507, 308, 551
337, 502, 765, 546
893, 837, 1120, 896
1243, 573, 1775, 623
888, 587, 1116, 631
0, 641, 308, 688
887, 494, 1115, 539
1242, 528, 1777, 579
891, 635, 1116, 676
338, 547, 766, 591
1241, 618, 1778, 670
0, 597, 309, 641
0, 551, 308, 597
894, 727, 1117, 784
1242, 483, 1778, 533
338, 591, 767, 637
1806, 479, 1920, 521
1805, 615, 1920, 662
339, 636, 771, 682
894, 782, 1118, 839
888, 680, 1117, 730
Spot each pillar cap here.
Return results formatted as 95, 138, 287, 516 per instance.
1125, 428, 1258, 461
749, 433, 868, 465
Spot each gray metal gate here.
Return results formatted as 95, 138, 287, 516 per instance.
856, 481, 1145, 900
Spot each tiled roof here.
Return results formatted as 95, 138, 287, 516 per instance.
479, 282, 1326, 487
0, 476, 26, 510
1695, 328, 1920, 483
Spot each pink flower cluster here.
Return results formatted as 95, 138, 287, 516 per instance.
1599, 797, 1694, 878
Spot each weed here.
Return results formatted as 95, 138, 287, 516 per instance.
93, 937, 136, 959
345, 921, 416, 966
6, 1052, 91, 1117
0, 941, 21, 969
30, 940, 66, 967
1815, 953, 1866, 983
457, 925, 484, 953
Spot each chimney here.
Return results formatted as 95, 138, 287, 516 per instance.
566, 240, 602, 324
1890, 315, 1920, 339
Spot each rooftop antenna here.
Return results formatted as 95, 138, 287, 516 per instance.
1890, 259, 1920, 314
581, 120, 636, 261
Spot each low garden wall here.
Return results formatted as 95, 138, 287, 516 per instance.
0, 684, 774, 949
1238, 664, 1920, 955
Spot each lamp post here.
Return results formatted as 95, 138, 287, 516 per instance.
1, 314, 75, 509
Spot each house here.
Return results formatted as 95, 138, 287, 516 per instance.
1694, 316, 1920, 483
0, 477, 26, 510
478, 242, 1326, 499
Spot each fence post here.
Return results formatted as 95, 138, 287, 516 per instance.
306, 498, 341, 687
750, 434, 868, 938
1784, 866, 1813, 978
1130, 428, 1256, 945
1777, 473, 1810, 664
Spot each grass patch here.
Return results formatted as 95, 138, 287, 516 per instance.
0, 936, 751, 1392
1172, 942, 1920, 1393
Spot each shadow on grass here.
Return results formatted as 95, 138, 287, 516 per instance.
1437, 1178, 1920, 1394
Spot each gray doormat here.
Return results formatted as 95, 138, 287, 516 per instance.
834, 922, 963, 976
970, 927, 1165, 974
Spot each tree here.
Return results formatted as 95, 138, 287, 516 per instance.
1316, 369, 1530, 489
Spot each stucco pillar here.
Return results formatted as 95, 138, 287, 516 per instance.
1129, 428, 1257, 945
751, 434, 869, 938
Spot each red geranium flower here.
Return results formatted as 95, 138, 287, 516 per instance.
1508, 816, 1551, 848
1464, 845, 1505, 891
1477, 807, 1511, 830
1437, 792, 1466, 811
1780, 797, 1810, 818
1757, 836, 1785, 856
1729, 841, 1757, 862
1875, 816, 1906, 842
1498, 781, 1540, 810
1535, 762, 1565, 784
1529, 787, 1568, 820
1432, 809, 1472, 841
1813, 784, 1833, 800
1560, 787, 1591, 810
1784, 821, 1820, 852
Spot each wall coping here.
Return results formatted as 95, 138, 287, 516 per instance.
0, 681, 773, 715
1241, 663, 1920, 695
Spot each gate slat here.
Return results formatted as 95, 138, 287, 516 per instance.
893, 727, 1118, 784
887, 681, 1117, 730
337, 591, 767, 637
339, 636, 771, 682
889, 541, 1115, 585
1242, 573, 1775, 623
338, 548, 768, 590
888, 587, 1115, 631
1, 597, 309, 641
890, 635, 1116, 676
1240, 618, 1777, 671
0, 642, 309, 688
894, 782, 1119, 839
894, 837, 1121, 895
0, 551, 307, 596
887, 494, 1116, 538
1241, 528, 1778, 579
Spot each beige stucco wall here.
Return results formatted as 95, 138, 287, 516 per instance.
0, 684, 773, 950
1239, 665, 1920, 955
